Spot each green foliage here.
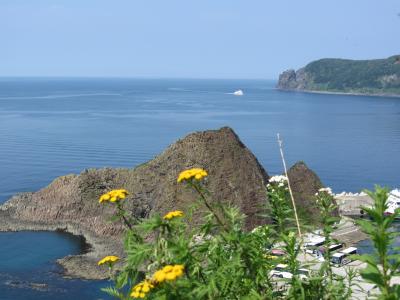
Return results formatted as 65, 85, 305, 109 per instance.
304, 55, 400, 94
356, 186, 400, 299
101, 176, 399, 299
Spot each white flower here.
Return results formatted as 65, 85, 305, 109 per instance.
269, 175, 288, 183
190, 234, 213, 246
318, 187, 333, 196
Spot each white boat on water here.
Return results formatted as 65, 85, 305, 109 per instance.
233, 89, 244, 96
384, 189, 400, 218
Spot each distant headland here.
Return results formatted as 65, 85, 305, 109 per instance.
277, 55, 400, 97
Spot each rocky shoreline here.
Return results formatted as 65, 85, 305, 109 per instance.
0, 208, 122, 280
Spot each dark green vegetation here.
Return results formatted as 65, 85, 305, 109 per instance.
277, 55, 400, 96
306, 56, 400, 93
356, 187, 400, 299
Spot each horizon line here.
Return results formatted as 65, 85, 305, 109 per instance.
0, 75, 277, 81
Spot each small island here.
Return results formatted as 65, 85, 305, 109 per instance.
277, 55, 400, 97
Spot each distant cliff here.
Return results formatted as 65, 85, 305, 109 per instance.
277, 55, 400, 96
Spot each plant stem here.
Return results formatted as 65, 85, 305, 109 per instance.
192, 183, 227, 231
116, 203, 133, 230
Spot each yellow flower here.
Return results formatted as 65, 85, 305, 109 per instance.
163, 210, 184, 220
177, 168, 208, 183
152, 264, 185, 283
152, 270, 166, 283
97, 255, 119, 266
172, 264, 184, 277
130, 280, 154, 299
99, 189, 129, 203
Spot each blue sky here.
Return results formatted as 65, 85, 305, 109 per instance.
1, 0, 399, 79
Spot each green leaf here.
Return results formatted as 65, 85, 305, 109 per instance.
101, 286, 124, 299
360, 263, 385, 287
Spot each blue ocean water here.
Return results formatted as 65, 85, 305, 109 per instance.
0, 78, 399, 299
0, 231, 111, 300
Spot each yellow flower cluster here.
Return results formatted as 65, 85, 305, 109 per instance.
130, 280, 154, 299
97, 255, 119, 266
163, 210, 184, 220
99, 189, 129, 203
177, 168, 208, 183
130, 265, 185, 298
152, 265, 184, 283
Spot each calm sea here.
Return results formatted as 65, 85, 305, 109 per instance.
0, 78, 399, 299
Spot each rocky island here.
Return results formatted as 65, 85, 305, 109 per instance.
0, 127, 336, 280
277, 55, 400, 97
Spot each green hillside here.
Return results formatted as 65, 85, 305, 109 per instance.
278, 55, 400, 96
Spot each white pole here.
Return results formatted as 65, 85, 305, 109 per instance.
277, 133, 302, 238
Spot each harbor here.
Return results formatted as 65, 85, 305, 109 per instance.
294, 189, 400, 299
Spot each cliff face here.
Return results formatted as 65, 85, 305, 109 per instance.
277, 68, 311, 90
277, 55, 400, 96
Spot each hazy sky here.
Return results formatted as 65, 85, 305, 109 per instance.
1, 0, 399, 79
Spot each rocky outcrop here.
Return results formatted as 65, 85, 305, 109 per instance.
277, 69, 298, 90
287, 161, 338, 224
2, 127, 270, 232
0, 127, 270, 278
277, 68, 311, 90
0, 127, 330, 279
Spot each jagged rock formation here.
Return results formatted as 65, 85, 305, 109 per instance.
2, 127, 269, 233
277, 55, 400, 96
0, 127, 271, 278
0, 127, 329, 279
277, 68, 310, 90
